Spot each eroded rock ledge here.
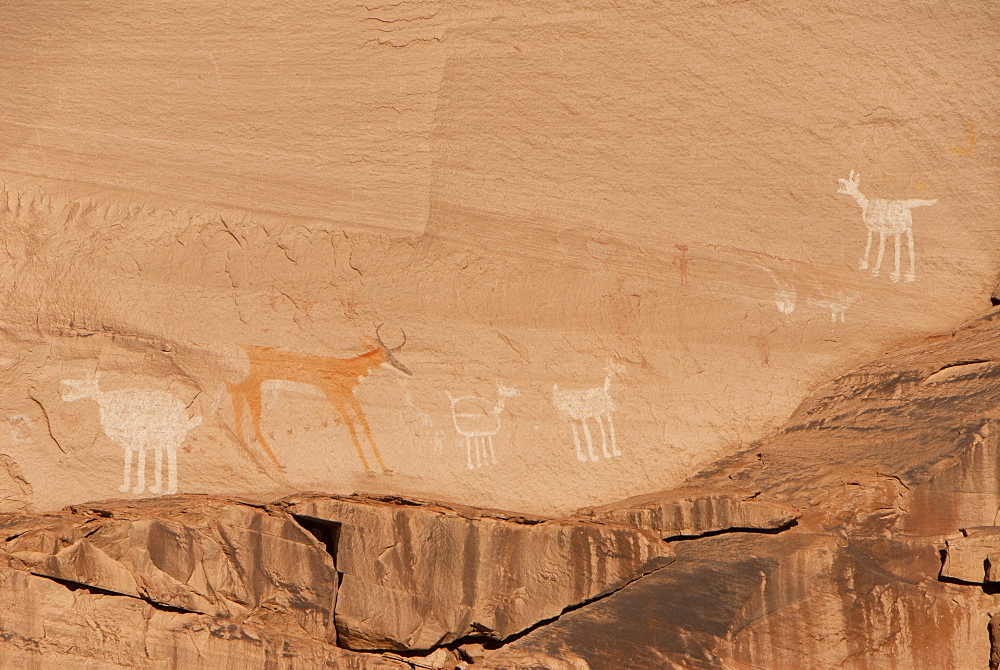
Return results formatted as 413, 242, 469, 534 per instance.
0, 491, 681, 668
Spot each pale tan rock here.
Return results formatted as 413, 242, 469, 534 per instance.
575, 488, 799, 539
280, 493, 673, 651
0, 453, 32, 513
0, 495, 338, 643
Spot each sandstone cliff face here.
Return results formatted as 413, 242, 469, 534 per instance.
479, 308, 1000, 668
0, 1, 995, 517
0, 0, 996, 667
6, 310, 1000, 666
0, 497, 402, 669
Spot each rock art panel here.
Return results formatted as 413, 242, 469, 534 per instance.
0, 0, 994, 522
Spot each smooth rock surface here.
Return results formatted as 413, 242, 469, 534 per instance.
281, 493, 674, 651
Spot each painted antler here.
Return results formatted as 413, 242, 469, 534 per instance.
375, 325, 412, 375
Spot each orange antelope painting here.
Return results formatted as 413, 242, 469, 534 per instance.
227, 328, 411, 473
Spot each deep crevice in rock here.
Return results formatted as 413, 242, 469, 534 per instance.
437, 555, 678, 659
663, 518, 799, 543
291, 514, 342, 564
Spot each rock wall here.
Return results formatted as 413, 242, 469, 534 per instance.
6, 308, 1000, 667
0, 1, 995, 515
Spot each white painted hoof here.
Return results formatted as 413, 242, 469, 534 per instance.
904, 272, 915, 283
890, 272, 900, 283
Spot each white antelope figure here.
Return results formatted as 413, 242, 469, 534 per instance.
552, 361, 624, 463
446, 383, 518, 469
837, 170, 936, 283
61, 373, 202, 495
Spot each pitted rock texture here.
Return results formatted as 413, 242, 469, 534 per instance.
280, 493, 674, 651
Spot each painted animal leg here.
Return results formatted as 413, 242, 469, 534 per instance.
905, 228, 916, 282
475, 437, 483, 468
596, 415, 613, 459
120, 448, 133, 493
242, 383, 282, 467
581, 419, 599, 462
890, 234, 901, 283
167, 445, 177, 495
149, 447, 163, 494
133, 445, 147, 494
859, 230, 872, 270
570, 422, 586, 462
346, 395, 388, 473
326, 397, 372, 472
873, 232, 886, 277
466, 436, 474, 469
607, 412, 620, 456
488, 434, 496, 464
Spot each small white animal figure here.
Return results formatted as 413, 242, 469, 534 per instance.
552, 361, 624, 463
773, 289, 797, 315
446, 383, 518, 469
837, 170, 936, 283
807, 295, 854, 322
61, 373, 202, 495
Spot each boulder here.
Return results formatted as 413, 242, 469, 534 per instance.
280, 493, 673, 651
0, 495, 338, 643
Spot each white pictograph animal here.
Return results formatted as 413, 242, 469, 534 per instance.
837, 170, 936, 283
401, 380, 445, 455
446, 383, 518, 469
61, 374, 202, 495
552, 361, 624, 463
807, 295, 854, 322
